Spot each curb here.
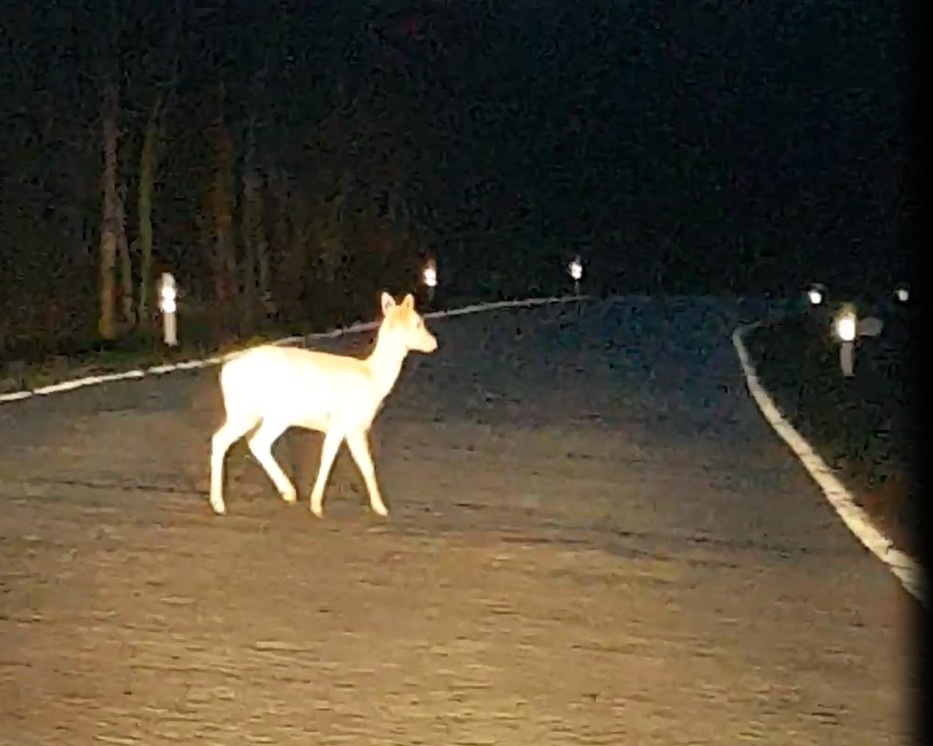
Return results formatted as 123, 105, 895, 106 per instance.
0, 295, 589, 406
731, 319, 924, 606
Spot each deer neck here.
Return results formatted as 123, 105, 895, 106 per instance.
365, 328, 408, 398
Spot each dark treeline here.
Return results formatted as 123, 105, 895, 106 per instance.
0, 0, 911, 351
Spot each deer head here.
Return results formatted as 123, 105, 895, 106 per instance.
379, 292, 438, 354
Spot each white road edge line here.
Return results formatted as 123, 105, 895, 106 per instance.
0, 294, 588, 405
732, 319, 924, 606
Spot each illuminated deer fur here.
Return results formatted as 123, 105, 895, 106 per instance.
209, 292, 438, 517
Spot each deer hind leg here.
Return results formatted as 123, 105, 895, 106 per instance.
210, 414, 260, 515
309, 427, 346, 518
345, 429, 388, 517
247, 419, 296, 504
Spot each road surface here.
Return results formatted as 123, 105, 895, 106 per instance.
0, 298, 912, 745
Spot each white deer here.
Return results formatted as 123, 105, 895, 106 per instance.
209, 291, 438, 517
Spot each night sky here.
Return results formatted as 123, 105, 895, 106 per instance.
0, 0, 912, 340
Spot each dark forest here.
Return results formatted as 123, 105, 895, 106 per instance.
0, 0, 912, 352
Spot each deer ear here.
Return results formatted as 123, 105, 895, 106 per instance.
402, 293, 415, 310
380, 292, 396, 315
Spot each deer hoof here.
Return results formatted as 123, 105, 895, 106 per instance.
310, 503, 324, 518
371, 503, 389, 518
209, 498, 227, 516
281, 487, 297, 504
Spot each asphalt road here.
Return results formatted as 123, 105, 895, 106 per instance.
0, 298, 913, 745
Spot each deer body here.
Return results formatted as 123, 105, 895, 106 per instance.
208, 292, 437, 517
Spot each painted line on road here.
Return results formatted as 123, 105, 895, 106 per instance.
0, 295, 589, 406
732, 320, 924, 605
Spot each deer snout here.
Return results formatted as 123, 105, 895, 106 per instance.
420, 332, 438, 353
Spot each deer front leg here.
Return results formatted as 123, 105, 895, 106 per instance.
309, 427, 344, 518
210, 414, 259, 515
345, 430, 388, 517
247, 420, 296, 504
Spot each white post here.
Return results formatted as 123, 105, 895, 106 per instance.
840, 341, 854, 377
159, 272, 178, 347
834, 304, 857, 378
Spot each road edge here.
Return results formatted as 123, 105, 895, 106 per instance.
731, 319, 923, 605
0, 295, 589, 405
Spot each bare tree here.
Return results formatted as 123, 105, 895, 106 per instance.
240, 118, 268, 333
135, 0, 181, 326
135, 105, 158, 325
98, 84, 120, 340
97, 0, 132, 340
116, 184, 134, 326
207, 85, 238, 335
